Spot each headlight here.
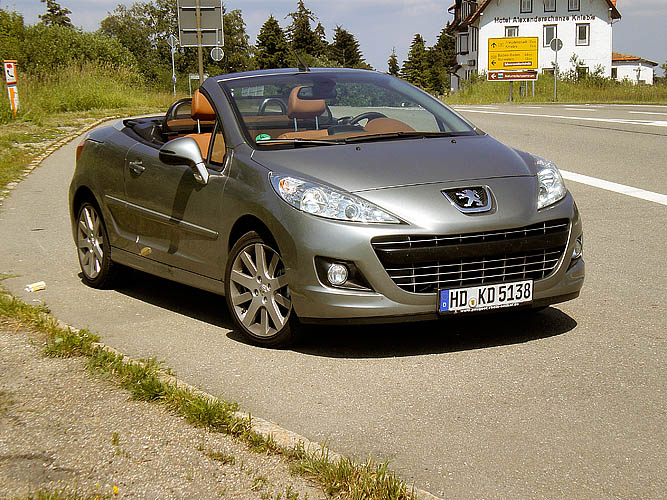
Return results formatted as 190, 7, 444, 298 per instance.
535, 156, 567, 210
270, 174, 401, 223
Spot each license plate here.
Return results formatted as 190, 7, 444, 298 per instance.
439, 280, 533, 313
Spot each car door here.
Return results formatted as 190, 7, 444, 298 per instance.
123, 124, 229, 279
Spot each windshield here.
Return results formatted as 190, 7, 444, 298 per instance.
218, 70, 477, 147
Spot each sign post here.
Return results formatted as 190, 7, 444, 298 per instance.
177, 0, 224, 89
167, 34, 179, 96
550, 38, 563, 102
3, 60, 19, 118
487, 37, 538, 102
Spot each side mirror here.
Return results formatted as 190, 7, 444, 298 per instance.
159, 136, 209, 185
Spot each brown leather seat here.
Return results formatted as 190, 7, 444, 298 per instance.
288, 86, 326, 131
364, 117, 415, 134
184, 90, 216, 158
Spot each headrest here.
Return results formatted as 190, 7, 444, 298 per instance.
288, 86, 326, 120
191, 90, 216, 120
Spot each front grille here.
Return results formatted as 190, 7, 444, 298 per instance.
372, 219, 569, 293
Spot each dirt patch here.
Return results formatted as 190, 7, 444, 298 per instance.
0, 321, 325, 499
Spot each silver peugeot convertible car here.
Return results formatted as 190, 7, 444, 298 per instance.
69, 68, 584, 347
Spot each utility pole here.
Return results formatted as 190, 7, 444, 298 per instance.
196, 0, 204, 86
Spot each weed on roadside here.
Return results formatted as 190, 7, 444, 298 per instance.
1, 287, 422, 500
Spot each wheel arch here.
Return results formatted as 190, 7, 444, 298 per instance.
228, 215, 279, 252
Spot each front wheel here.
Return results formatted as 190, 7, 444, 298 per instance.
224, 232, 299, 348
75, 201, 117, 289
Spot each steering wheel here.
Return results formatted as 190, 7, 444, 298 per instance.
348, 111, 387, 126
259, 98, 287, 115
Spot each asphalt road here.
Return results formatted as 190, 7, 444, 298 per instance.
1, 104, 665, 499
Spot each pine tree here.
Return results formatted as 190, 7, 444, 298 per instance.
313, 22, 328, 58
402, 33, 428, 88
426, 25, 456, 94
255, 15, 290, 69
286, 0, 317, 56
39, 0, 73, 28
388, 48, 400, 76
329, 26, 366, 69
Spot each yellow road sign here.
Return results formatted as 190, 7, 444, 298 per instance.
488, 37, 538, 71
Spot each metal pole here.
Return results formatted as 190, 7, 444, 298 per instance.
196, 0, 204, 86
532, 80, 535, 97
554, 48, 558, 102
171, 46, 176, 96
509, 81, 513, 102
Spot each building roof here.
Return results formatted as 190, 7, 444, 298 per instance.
452, 0, 621, 30
612, 52, 658, 67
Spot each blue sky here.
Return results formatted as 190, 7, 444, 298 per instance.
3, 0, 665, 75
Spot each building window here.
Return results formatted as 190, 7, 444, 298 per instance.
568, 0, 580, 11
543, 68, 555, 76
459, 33, 469, 54
543, 25, 557, 47
505, 26, 519, 37
471, 27, 478, 52
544, 0, 556, 12
465, 69, 477, 80
611, 68, 618, 79
577, 66, 589, 79
520, 0, 533, 13
576, 23, 590, 46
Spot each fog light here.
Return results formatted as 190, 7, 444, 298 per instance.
327, 263, 349, 286
572, 235, 583, 260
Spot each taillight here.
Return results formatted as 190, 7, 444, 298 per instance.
75, 135, 88, 163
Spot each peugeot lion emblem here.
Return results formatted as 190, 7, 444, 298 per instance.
442, 186, 493, 213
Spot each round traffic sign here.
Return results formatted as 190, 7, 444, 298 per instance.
210, 46, 224, 62
550, 38, 563, 52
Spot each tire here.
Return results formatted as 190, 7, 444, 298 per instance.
224, 231, 299, 348
75, 201, 117, 289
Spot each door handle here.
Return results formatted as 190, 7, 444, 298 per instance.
128, 160, 145, 174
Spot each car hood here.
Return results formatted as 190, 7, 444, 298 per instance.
250, 134, 536, 192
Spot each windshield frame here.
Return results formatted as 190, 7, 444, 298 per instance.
217, 69, 481, 149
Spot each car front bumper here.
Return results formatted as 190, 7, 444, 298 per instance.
273, 191, 584, 324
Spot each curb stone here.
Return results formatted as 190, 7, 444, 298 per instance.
3, 117, 444, 500
55, 318, 444, 500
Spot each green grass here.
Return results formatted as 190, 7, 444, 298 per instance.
0, 63, 185, 196
444, 73, 667, 105
0, 286, 422, 500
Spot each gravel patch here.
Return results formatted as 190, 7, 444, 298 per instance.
0, 322, 325, 499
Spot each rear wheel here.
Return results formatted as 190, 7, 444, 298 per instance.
76, 201, 117, 289
224, 231, 298, 347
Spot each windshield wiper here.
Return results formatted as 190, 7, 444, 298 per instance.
257, 138, 343, 147
343, 131, 463, 143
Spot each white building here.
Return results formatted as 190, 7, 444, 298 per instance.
449, 0, 621, 91
612, 52, 658, 85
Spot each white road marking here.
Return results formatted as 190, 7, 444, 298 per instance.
563, 108, 596, 112
519, 106, 543, 109
561, 170, 667, 205
459, 108, 667, 128
628, 111, 667, 116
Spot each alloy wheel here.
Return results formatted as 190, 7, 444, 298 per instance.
77, 204, 105, 280
229, 242, 292, 338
